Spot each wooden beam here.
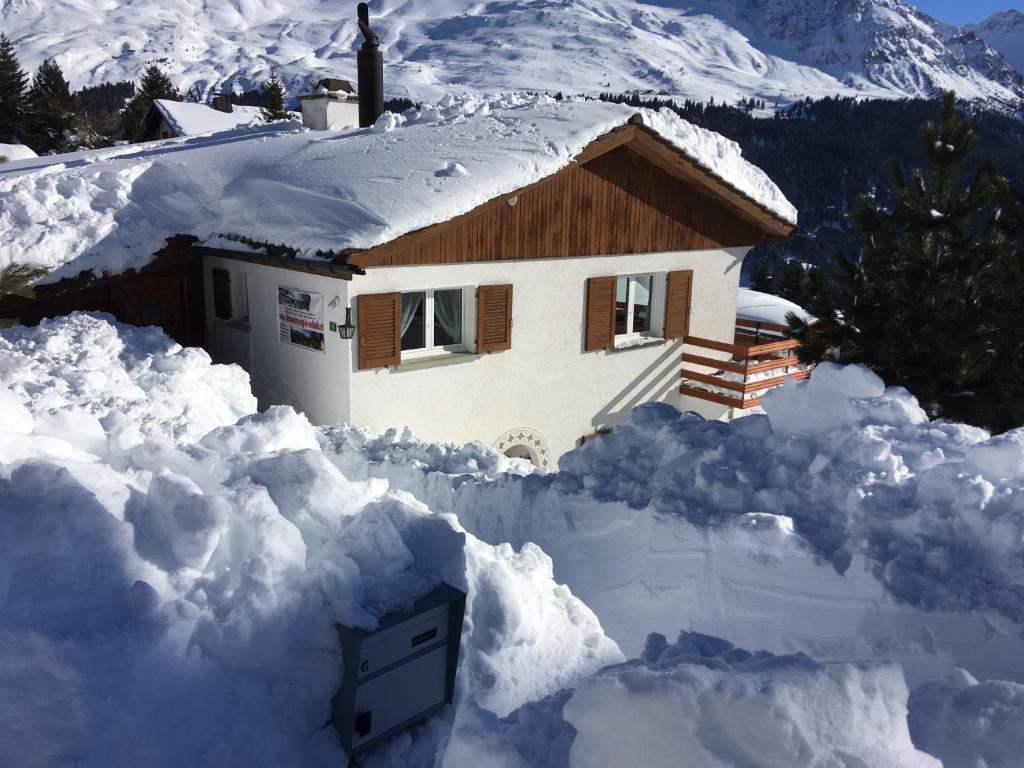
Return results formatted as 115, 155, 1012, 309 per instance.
680, 385, 759, 410
627, 127, 795, 240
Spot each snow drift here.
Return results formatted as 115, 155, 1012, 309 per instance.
3, 313, 1024, 766
0, 313, 621, 767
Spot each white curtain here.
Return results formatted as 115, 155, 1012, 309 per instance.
433, 289, 462, 343
401, 292, 424, 336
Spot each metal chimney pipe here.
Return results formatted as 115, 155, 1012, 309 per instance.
357, 2, 384, 128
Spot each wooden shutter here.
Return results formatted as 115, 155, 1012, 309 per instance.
212, 268, 232, 320
477, 284, 513, 353
357, 292, 401, 369
585, 276, 616, 351
665, 270, 693, 339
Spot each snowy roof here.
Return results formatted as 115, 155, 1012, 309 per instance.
737, 288, 812, 326
0, 94, 798, 284
151, 100, 266, 137
0, 143, 37, 162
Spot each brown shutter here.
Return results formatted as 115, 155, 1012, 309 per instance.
477, 284, 513, 353
212, 268, 232, 320
665, 270, 693, 340
585, 276, 616, 351
357, 292, 401, 369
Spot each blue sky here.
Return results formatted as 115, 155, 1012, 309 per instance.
914, 0, 1023, 24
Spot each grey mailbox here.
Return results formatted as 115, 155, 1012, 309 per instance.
331, 583, 467, 754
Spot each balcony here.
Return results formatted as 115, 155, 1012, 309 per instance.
680, 318, 811, 410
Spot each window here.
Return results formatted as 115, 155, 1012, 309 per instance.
212, 267, 249, 326
615, 275, 654, 337
400, 288, 465, 356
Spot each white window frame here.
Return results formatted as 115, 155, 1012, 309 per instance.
400, 286, 474, 361
614, 273, 661, 342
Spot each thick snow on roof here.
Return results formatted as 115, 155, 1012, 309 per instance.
737, 287, 812, 325
152, 100, 265, 137
0, 143, 37, 162
0, 94, 797, 285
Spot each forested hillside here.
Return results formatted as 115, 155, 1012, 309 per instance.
602, 94, 1024, 280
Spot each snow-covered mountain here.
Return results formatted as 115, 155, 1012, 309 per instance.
969, 10, 1024, 76
1, 0, 1022, 108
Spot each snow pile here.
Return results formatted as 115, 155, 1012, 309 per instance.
447, 631, 939, 767
909, 669, 1024, 768
152, 100, 268, 136
552, 363, 1024, 622
0, 143, 37, 163
0, 93, 795, 284
736, 286, 813, 326
563, 632, 938, 768
0, 313, 621, 767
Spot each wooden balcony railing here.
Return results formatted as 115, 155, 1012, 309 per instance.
680, 322, 812, 410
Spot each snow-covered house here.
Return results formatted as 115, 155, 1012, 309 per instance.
0, 96, 796, 464
141, 99, 265, 140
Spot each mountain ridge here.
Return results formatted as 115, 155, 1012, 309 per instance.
1, 0, 1022, 111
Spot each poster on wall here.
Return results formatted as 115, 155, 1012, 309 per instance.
278, 286, 325, 353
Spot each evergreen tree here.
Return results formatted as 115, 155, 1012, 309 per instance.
0, 263, 49, 329
121, 65, 179, 141
790, 92, 1024, 432
0, 33, 29, 143
24, 59, 80, 154
260, 73, 290, 122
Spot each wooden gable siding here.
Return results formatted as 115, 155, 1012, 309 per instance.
349, 142, 767, 269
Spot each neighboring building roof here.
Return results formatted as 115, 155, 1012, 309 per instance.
737, 288, 812, 326
0, 94, 797, 285
150, 100, 266, 137
0, 143, 37, 162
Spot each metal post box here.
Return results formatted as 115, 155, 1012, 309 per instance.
331, 583, 467, 754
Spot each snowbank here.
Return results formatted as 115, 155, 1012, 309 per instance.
5, 314, 1024, 765
321, 363, 1024, 686
443, 631, 940, 767
0, 143, 37, 163
0, 313, 621, 767
909, 669, 1024, 768
736, 286, 812, 326
0, 93, 796, 284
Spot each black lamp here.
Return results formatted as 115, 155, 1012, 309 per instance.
339, 307, 355, 340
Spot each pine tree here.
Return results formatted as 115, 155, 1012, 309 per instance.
24, 59, 80, 154
790, 92, 1024, 432
0, 263, 49, 329
0, 33, 29, 143
121, 65, 180, 141
260, 73, 290, 122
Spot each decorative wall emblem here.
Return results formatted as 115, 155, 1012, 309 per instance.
492, 427, 551, 470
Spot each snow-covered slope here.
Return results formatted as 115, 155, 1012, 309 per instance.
1, 0, 1021, 109
970, 10, 1024, 76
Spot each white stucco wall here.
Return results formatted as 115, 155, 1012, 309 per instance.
203, 255, 353, 425
347, 249, 745, 464
300, 97, 360, 131
204, 248, 745, 464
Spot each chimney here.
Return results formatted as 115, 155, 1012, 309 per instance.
357, 2, 384, 128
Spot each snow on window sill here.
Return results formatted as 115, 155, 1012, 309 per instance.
397, 351, 481, 372
612, 335, 665, 351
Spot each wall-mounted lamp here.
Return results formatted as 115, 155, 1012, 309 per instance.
339, 307, 355, 340
507, 195, 518, 207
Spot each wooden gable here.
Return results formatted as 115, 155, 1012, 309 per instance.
348, 125, 793, 270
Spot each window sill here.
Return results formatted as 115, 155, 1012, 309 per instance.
397, 351, 482, 372
612, 335, 666, 351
